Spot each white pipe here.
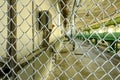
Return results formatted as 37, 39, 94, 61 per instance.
70, 0, 81, 37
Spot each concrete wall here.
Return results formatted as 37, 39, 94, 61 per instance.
0, 0, 62, 58
0, 0, 62, 80
0, 1, 7, 58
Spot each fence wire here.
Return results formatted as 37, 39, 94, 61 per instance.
0, 0, 120, 80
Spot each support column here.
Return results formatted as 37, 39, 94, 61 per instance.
7, 0, 17, 79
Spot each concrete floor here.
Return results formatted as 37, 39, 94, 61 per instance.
47, 39, 120, 80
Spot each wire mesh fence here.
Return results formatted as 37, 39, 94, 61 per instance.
0, 0, 120, 80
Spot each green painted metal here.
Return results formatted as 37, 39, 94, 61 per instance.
84, 16, 120, 31
76, 32, 120, 52
76, 32, 120, 41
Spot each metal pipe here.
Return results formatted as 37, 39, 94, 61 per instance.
70, 0, 81, 37
32, 0, 35, 56
32, 1, 35, 79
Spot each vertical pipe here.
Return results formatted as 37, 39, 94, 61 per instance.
70, 0, 80, 50
32, 0, 35, 79
71, 0, 76, 38
7, 0, 17, 79
32, 0, 34, 53
70, 0, 80, 38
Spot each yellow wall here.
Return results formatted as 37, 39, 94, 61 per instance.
0, 1, 7, 57
0, 0, 62, 59
0, 0, 62, 80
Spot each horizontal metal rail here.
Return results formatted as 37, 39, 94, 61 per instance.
76, 32, 120, 40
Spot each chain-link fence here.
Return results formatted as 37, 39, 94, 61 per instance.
0, 0, 120, 80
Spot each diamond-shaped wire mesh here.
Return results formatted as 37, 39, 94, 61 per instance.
0, 0, 120, 80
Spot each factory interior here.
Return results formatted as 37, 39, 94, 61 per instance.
0, 0, 120, 80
